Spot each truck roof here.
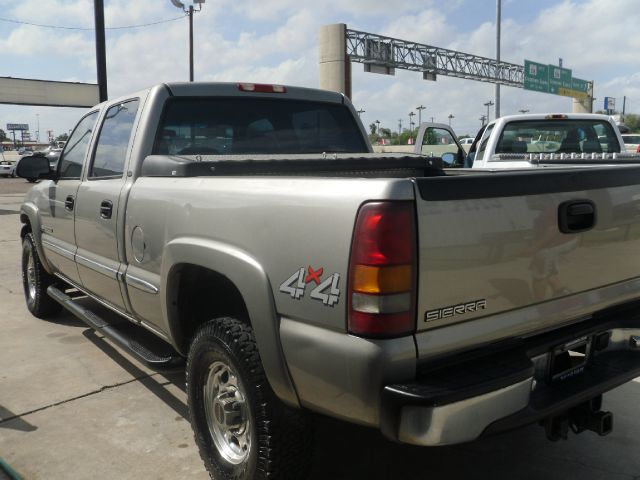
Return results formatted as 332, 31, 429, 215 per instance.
494, 113, 613, 123
90, 82, 348, 111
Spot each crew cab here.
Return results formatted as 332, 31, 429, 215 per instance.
17, 83, 640, 479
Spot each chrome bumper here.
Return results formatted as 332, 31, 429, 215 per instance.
381, 319, 640, 446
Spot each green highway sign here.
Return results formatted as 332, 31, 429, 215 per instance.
523, 60, 549, 93
548, 65, 572, 94
523, 59, 590, 99
571, 77, 589, 93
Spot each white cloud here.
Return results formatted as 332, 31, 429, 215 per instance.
0, 0, 638, 140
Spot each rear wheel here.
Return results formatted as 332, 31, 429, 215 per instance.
22, 232, 61, 318
187, 317, 312, 480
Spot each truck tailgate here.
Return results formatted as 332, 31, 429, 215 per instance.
413, 166, 640, 347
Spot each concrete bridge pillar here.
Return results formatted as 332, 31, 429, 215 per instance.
319, 23, 351, 98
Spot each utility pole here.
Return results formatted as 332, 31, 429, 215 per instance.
94, 0, 108, 101
480, 114, 487, 126
416, 105, 425, 126
519, 108, 529, 114
375, 120, 380, 134
448, 114, 454, 126
408, 112, 415, 133
495, 0, 501, 119
357, 109, 365, 117
398, 119, 402, 135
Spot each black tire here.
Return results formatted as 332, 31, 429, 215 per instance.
187, 317, 312, 480
27, 178, 37, 183
21, 232, 62, 318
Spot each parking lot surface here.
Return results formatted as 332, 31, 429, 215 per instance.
1, 177, 640, 479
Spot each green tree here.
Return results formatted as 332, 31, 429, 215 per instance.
0, 128, 7, 142
55, 133, 69, 142
624, 114, 640, 132
369, 122, 377, 135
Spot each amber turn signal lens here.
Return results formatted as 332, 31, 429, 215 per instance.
352, 265, 412, 294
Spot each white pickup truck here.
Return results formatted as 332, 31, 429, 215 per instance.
463, 113, 640, 169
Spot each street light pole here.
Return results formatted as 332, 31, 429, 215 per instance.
408, 111, 415, 135
171, 0, 204, 82
495, 0, 501, 119
416, 105, 425, 126
398, 119, 402, 135
448, 114, 454, 126
484, 100, 494, 123
189, 4, 194, 82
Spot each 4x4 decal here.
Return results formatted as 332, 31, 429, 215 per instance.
280, 266, 340, 306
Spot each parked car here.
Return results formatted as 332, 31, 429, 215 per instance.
459, 137, 474, 153
0, 157, 15, 177
621, 133, 640, 153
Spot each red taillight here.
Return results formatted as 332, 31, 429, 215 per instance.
636, 145, 640, 153
237, 83, 287, 93
348, 202, 417, 338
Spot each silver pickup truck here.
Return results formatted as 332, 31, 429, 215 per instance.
17, 82, 640, 480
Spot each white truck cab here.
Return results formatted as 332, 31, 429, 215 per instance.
469, 113, 634, 169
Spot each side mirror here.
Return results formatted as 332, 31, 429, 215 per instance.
441, 152, 456, 166
16, 155, 54, 181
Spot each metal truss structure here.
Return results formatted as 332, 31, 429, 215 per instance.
346, 29, 524, 88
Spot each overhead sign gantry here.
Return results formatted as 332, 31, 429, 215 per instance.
319, 24, 593, 113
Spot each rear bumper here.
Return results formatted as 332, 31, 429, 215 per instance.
380, 309, 640, 446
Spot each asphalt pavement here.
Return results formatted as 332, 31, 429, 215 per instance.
1, 177, 639, 480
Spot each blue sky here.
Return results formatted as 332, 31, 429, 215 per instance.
0, 0, 638, 141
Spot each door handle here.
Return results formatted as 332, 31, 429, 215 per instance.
65, 195, 75, 211
100, 200, 113, 219
559, 200, 596, 233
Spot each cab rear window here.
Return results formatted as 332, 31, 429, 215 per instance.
152, 97, 368, 156
492, 119, 621, 156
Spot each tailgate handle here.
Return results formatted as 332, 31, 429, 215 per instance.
559, 200, 596, 233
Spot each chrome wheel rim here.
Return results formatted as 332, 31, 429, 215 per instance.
26, 249, 37, 301
203, 360, 251, 465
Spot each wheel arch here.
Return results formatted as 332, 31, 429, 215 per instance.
20, 203, 54, 273
161, 237, 300, 408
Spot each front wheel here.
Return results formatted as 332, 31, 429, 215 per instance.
187, 317, 312, 480
22, 232, 61, 318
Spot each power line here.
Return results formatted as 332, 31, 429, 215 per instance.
0, 14, 186, 31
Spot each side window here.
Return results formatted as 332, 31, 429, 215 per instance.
58, 111, 99, 179
90, 99, 140, 178
475, 124, 495, 161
